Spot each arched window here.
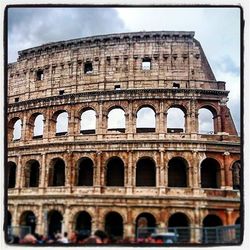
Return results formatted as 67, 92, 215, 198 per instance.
135, 212, 156, 238
48, 158, 65, 186
136, 107, 156, 133
198, 108, 214, 134
7, 211, 12, 227
232, 161, 241, 190
13, 119, 22, 140
20, 211, 36, 235
56, 111, 68, 135
106, 157, 124, 186
167, 107, 185, 133
202, 214, 223, 243
107, 108, 125, 132
47, 210, 63, 238
24, 160, 40, 187
168, 157, 188, 187
105, 212, 123, 239
75, 211, 92, 236
201, 158, 221, 188
136, 157, 156, 187
33, 114, 44, 138
76, 158, 94, 186
80, 109, 96, 134
168, 213, 190, 242
8, 162, 17, 188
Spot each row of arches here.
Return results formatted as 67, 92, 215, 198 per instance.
8, 157, 241, 190
7, 210, 240, 241
9, 106, 216, 140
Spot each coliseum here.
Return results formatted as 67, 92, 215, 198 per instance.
7, 31, 241, 243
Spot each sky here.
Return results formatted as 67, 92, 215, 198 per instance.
7, 6, 241, 133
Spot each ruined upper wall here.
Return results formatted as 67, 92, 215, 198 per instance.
8, 31, 224, 102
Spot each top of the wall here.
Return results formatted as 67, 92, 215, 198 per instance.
17, 31, 195, 60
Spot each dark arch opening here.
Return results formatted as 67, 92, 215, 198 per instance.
49, 158, 65, 186
168, 157, 188, 187
8, 162, 17, 188
75, 211, 92, 236
202, 214, 223, 243
232, 161, 241, 190
136, 158, 156, 187
48, 210, 63, 239
105, 212, 123, 240
235, 217, 240, 225
25, 160, 40, 187
77, 158, 93, 186
135, 212, 156, 238
168, 213, 190, 242
20, 211, 36, 235
201, 158, 221, 188
106, 157, 124, 186
7, 211, 12, 227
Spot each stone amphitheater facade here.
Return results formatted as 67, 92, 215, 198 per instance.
7, 31, 241, 242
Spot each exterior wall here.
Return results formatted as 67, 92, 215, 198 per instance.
7, 31, 241, 241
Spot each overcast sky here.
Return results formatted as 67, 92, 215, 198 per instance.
7, 6, 241, 133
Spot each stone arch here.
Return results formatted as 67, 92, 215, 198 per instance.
47, 210, 63, 238
24, 160, 40, 187
104, 211, 124, 239
232, 160, 241, 190
168, 157, 188, 187
8, 117, 22, 141
166, 105, 187, 133
135, 212, 156, 238
136, 106, 156, 133
48, 158, 65, 186
80, 108, 96, 134
168, 212, 190, 242
201, 158, 221, 188
20, 211, 37, 235
52, 110, 68, 136
76, 157, 94, 186
28, 112, 44, 139
8, 161, 17, 188
107, 106, 126, 132
136, 157, 156, 187
106, 157, 124, 186
198, 105, 218, 134
74, 211, 92, 236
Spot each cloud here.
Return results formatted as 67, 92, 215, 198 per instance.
8, 7, 125, 62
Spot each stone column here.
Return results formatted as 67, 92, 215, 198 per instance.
68, 110, 75, 138
94, 151, 102, 193
43, 109, 50, 140
39, 153, 46, 194
63, 207, 70, 234
21, 115, 27, 141
158, 101, 165, 138
16, 155, 22, 192
12, 205, 19, 228
36, 205, 44, 235
192, 206, 202, 243
127, 102, 134, 139
126, 151, 133, 194
192, 151, 200, 189
223, 152, 232, 189
97, 102, 103, 139
159, 149, 165, 194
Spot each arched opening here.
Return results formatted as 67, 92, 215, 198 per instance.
8, 162, 17, 188
80, 109, 96, 134
24, 160, 40, 187
7, 211, 12, 227
168, 212, 190, 242
235, 217, 241, 241
106, 157, 124, 186
167, 107, 186, 133
105, 212, 123, 240
75, 211, 92, 236
232, 161, 241, 190
136, 157, 156, 187
198, 108, 215, 134
13, 119, 22, 140
202, 214, 223, 243
33, 114, 44, 138
136, 107, 156, 133
48, 158, 65, 186
135, 212, 156, 238
47, 210, 63, 238
168, 157, 188, 187
201, 158, 221, 188
235, 217, 240, 225
76, 158, 94, 186
107, 108, 125, 133
55, 111, 68, 136
20, 211, 36, 235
